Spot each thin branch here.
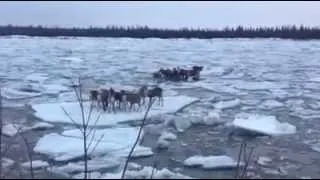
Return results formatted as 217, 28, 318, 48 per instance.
121, 99, 155, 179
85, 101, 94, 128
0, 88, 2, 178
89, 134, 105, 156
86, 127, 98, 152
235, 142, 244, 179
13, 124, 34, 179
61, 106, 83, 134
241, 146, 255, 179
150, 160, 159, 179
87, 113, 102, 138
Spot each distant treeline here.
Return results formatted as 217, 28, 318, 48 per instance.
0, 25, 320, 39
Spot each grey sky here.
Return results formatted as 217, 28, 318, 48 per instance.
0, 1, 319, 29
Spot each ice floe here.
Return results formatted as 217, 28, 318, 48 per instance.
183, 155, 243, 169
34, 127, 151, 162
21, 160, 49, 169
101, 166, 192, 179
2, 157, 15, 168
202, 110, 224, 125
259, 99, 284, 109
1, 87, 42, 100
32, 95, 198, 126
24, 73, 49, 83
29, 122, 54, 131
51, 157, 120, 174
214, 99, 241, 110
232, 113, 296, 136
157, 131, 177, 149
256, 156, 272, 167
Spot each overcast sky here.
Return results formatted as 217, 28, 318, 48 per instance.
0, 1, 319, 29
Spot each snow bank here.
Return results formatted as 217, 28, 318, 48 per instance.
214, 99, 241, 110
34, 127, 152, 162
184, 155, 242, 169
232, 113, 296, 136
32, 95, 198, 126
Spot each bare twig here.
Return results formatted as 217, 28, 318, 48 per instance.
235, 142, 244, 179
86, 112, 101, 138
240, 146, 255, 179
13, 124, 34, 179
89, 134, 105, 155
0, 89, 3, 178
150, 159, 159, 179
63, 77, 103, 179
121, 99, 155, 179
61, 106, 83, 133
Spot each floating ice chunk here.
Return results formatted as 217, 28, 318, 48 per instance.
184, 155, 242, 169
128, 162, 142, 170
2, 87, 42, 100
29, 122, 54, 131
310, 77, 320, 82
34, 127, 152, 162
157, 132, 176, 149
311, 142, 320, 153
73, 172, 102, 179
43, 84, 69, 95
131, 146, 154, 158
173, 116, 192, 132
256, 156, 272, 166
232, 113, 296, 136
100, 171, 122, 179
214, 99, 241, 110
232, 81, 286, 91
261, 167, 280, 175
202, 110, 224, 125
61, 57, 83, 62
32, 96, 198, 126
21, 160, 49, 169
124, 166, 192, 179
157, 139, 171, 149
259, 100, 284, 109
25, 73, 48, 83
2, 124, 27, 137
51, 157, 120, 174
2, 157, 15, 168
159, 131, 177, 141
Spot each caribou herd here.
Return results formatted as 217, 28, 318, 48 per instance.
89, 85, 163, 112
153, 65, 203, 82
89, 65, 202, 113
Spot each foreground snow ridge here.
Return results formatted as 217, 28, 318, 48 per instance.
232, 113, 296, 136
184, 155, 243, 169
32, 95, 198, 126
